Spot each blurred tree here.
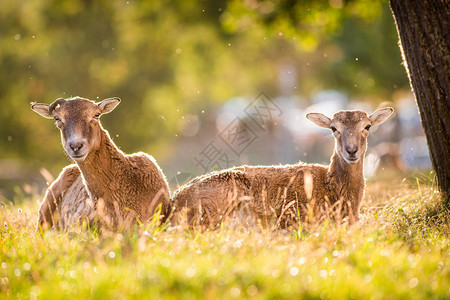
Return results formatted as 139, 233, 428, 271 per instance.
223, 0, 408, 97
390, 0, 450, 203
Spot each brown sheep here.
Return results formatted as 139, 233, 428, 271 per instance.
172, 108, 394, 228
32, 97, 170, 231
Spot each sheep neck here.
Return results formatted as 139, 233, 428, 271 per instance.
76, 127, 127, 201
327, 150, 365, 208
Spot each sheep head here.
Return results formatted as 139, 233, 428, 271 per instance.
31, 96, 120, 162
306, 108, 393, 164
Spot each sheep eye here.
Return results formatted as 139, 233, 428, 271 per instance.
94, 113, 101, 119
364, 125, 371, 131
54, 116, 60, 121
330, 126, 337, 133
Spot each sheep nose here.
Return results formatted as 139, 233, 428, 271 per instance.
69, 141, 84, 153
346, 145, 358, 155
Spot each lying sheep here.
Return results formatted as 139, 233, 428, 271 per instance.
172, 108, 394, 227
32, 97, 170, 231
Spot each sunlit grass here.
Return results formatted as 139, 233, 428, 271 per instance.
1, 171, 449, 299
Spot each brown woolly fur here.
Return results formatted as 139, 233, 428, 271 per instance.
31, 96, 170, 231
170, 170, 251, 227
38, 164, 92, 230
172, 108, 394, 228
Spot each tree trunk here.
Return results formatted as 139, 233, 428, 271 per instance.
390, 0, 450, 203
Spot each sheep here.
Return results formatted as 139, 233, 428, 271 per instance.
172, 108, 394, 228
169, 169, 252, 226
31, 97, 170, 231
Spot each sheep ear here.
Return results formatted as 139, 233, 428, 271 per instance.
97, 97, 121, 114
369, 107, 394, 126
31, 103, 54, 119
306, 113, 332, 129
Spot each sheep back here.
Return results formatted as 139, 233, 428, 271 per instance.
172, 169, 251, 226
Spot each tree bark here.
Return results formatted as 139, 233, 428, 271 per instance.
390, 0, 450, 203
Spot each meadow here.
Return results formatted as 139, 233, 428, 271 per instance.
1, 171, 449, 299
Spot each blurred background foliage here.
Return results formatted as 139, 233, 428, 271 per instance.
0, 0, 414, 200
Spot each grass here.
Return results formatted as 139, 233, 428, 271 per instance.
1, 171, 449, 299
